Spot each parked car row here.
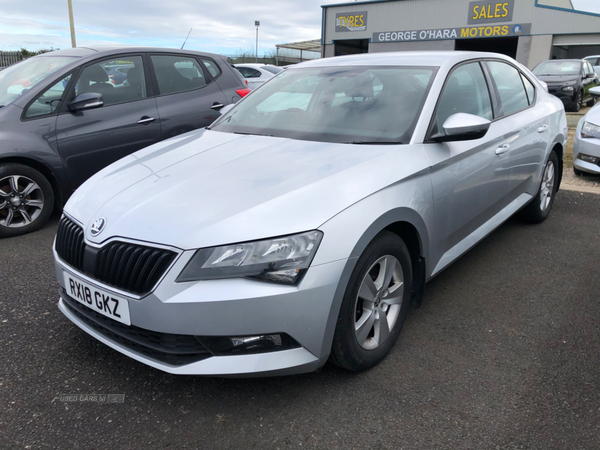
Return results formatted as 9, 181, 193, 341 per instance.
52, 51, 567, 376
532, 58, 599, 112
0, 46, 251, 237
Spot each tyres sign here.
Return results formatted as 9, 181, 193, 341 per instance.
335, 11, 368, 32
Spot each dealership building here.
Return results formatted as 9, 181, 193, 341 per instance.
321, 0, 600, 69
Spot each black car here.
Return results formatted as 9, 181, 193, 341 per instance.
532, 59, 599, 112
0, 46, 250, 238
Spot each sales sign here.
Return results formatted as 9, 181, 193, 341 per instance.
468, 0, 514, 24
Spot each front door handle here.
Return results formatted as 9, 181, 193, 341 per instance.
137, 116, 155, 125
538, 124, 549, 133
210, 103, 225, 110
495, 143, 511, 155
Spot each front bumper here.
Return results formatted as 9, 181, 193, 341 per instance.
547, 87, 577, 108
55, 255, 348, 376
573, 122, 600, 175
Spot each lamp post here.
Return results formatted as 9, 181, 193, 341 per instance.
255, 21, 260, 63
68, 0, 77, 48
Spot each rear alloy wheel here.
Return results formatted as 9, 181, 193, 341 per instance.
330, 231, 412, 372
519, 152, 558, 224
572, 91, 582, 112
0, 164, 54, 238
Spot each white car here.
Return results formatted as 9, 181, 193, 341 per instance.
54, 51, 566, 377
584, 55, 600, 76
233, 63, 283, 88
573, 86, 600, 175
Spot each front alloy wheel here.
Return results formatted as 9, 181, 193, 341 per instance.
0, 164, 54, 238
330, 231, 413, 372
354, 255, 404, 350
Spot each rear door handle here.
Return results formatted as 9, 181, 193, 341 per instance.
538, 124, 549, 133
137, 116, 155, 125
495, 144, 511, 155
210, 103, 225, 110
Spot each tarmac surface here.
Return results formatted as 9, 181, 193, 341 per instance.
1, 189, 599, 449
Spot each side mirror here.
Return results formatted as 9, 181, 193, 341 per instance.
590, 86, 600, 97
219, 103, 235, 116
68, 92, 103, 112
432, 113, 491, 142
586, 72, 596, 79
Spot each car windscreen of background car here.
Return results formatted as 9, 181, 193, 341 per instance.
0, 56, 76, 107
533, 61, 581, 76
210, 66, 436, 144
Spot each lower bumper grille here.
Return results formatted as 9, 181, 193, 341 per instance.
60, 288, 212, 366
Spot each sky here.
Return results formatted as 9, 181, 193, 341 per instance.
2, 0, 600, 56
0, 0, 348, 55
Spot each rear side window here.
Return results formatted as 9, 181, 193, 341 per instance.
486, 61, 529, 116
521, 74, 535, 105
432, 62, 493, 137
237, 67, 261, 78
201, 59, 222, 78
151, 55, 208, 95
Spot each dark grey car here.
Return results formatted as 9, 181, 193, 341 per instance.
0, 46, 250, 237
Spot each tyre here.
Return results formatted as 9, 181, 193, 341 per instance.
571, 91, 582, 112
573, 166, 583, 176
330, 231, 413, 372
586, 96, 596, 108
0, 163, 54, 238
519, 152, 558, 224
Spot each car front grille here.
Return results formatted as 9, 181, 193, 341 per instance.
55, 216, 177, 296
61, 289, 213, 366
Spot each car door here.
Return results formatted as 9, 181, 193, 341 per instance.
484, 60, 549, 197
149, 54, 228, 139
424, 61, 516, 273
55, 54, 161, 190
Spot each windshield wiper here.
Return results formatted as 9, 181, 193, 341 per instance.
233, 131, 274, 137
346, 141, 403, 145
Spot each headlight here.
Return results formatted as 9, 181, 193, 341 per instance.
562, 80, 577, 86
177, 230, 323, 285
581, 121, 600, 139
561, 86, 574, 92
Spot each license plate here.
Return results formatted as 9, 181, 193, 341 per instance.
63, 272, 131, 325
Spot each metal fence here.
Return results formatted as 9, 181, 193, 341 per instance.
0, 51, 24, 67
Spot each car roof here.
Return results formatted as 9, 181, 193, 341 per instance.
295, 51, 518, 69
35, 45, 222, 60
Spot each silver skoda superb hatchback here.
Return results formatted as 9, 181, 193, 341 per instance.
54, 52, 567, 376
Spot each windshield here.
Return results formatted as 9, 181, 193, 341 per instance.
262, 66, 283, 75
211, 66, 436, 144
533, 61, 581, 76
0, 56, 76, 107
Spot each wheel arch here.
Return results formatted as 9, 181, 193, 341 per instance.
0, 156, 64, 208
550, 141, 564, 191
318, 208, 430, 362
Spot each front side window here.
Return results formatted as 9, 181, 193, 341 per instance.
486, 61, 529, 116
0, 56, 76, 108
73, 56, 146, 106
24, 74, 73, 118
211, 66, 436, 144
151, 55, 208, 95
432, 62, 493, 137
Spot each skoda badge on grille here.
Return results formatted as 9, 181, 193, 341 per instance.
90, 217, 107, 236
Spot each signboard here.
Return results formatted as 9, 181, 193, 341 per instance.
468, 1, 514, 25
373, 23, 531, 43
335, 11, 368, 32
